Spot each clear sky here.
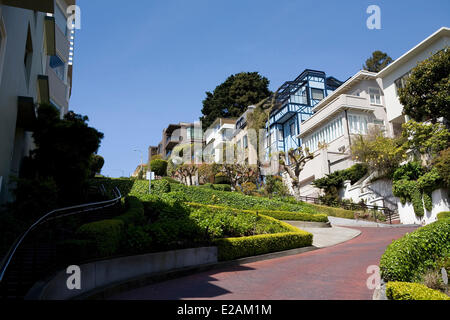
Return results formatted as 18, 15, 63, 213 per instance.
71, 0, 450, 178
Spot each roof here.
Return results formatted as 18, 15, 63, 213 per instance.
312, 70, 378, 112
377, 27, 450, 78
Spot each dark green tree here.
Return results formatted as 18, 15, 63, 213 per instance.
22, 104, 104, 205
89, 154, 105, 177
398, 48, 450, 123
200, 72, 271, 129
150, 159, 168, 177
363, 51, 393, 72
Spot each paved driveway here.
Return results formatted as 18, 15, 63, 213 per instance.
110, 226, 417, 300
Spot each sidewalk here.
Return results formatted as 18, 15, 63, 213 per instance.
327, 216, 419, 228
285, 221, 361, 248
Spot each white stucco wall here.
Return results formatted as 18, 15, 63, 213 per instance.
398, 188, 449, 225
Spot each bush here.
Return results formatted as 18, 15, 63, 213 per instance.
435, 147, 450, 188
214, 172, 231, 185
380, 219, 450, 282
211, 184, 232, 192
115, 196, 146, 226
150, 159, 168, 177
386, 282, 450, 300
240, 182, 257, 195
254, 210, 328, 223
214, 230, 313, 261
122, 225, 152, 254
151, 179, 171, 195
264, 175, 290, 197
76, 219, 124, 257
437, 211, 450, 220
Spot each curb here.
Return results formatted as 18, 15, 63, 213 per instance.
76, 246, 319, 300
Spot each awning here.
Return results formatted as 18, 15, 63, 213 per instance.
37, 75, 50, 104
44, 16, 56, 56
0, 0, 54, 13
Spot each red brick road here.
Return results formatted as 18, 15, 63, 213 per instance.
110, 227, 417, 300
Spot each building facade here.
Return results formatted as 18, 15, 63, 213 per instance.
156, 122, 203, 160
266, 69, 343, 162
204, 118, 237, 163
295, 70, 388, 196
0, 0, 76, 205
231, 106, 258, 166
291, 27, 450, 204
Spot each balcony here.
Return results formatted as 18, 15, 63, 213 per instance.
0, 0, 54, 13
299, 94, 375, 138
165, 135, 182, 150
48, 67, 68, 110
55, 22, 71, 60
44, 17, 56, 56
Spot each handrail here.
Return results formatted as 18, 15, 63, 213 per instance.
0, 186, 122, 283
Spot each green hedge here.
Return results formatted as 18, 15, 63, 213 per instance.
214, 231, 313, 261
76, 219, 124, 257
437, 211, 450, 220
307, 204, 355, 219
187, 203, 328, 223
253, 209, 328, 223
115, 196, 146, 226
386, 282, 450, 300
380, 219, 450, 282
76, 196, 146, 258
151, 179, 171, 195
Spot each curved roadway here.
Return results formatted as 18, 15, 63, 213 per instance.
110, 226, 417, 300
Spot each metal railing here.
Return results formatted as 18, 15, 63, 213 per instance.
0, 186, 122, 298
296, 195, 398, 224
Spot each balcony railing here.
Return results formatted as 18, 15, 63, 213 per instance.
300, 94, 375, 138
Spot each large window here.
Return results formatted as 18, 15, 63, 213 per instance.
394, 72, 411, 95
243, 135, 248, 149
50, 55, 66, 81
369, 87, 382, 105
289, 122, 296, 136
303, 116, 344, 152
311, 88, 324, 101
348, 114, 369, 135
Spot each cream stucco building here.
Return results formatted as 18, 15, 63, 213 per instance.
0, 0, 76, 204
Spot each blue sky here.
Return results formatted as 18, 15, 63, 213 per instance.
71, 0, 450, 178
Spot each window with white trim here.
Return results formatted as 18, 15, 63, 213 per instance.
303, 115, 344, 152
348, 114, 369, 135
369, 87, 381, 105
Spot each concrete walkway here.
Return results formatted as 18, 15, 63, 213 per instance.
285, 221, 361, 248
109, 226, 417, 300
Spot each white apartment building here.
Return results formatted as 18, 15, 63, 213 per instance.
294, 70, 388, 197
291, 27, 450, 210
0, 0, 76, 204
204, 118, 237, 163
231, 106, 259, 166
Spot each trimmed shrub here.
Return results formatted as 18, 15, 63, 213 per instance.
115, 196, 146, 226
386, 282, 450, 300
380, 219, 450, 282
437, 211, 450, 220
212, 184, 232, 192
186, 203, 328, 223
214, 172, 231, 185
306, 204, 355, 219
254, 210, 328, 223
150, 159, 168, 177
76, 219, 124, 257
151, 179, 171, 195
214, 231, 312, 261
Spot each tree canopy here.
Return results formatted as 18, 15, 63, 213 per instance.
200, 72, 271, 129
22, 104, 104, 204
398, 48, 450, 123
363, 51, 393, 72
